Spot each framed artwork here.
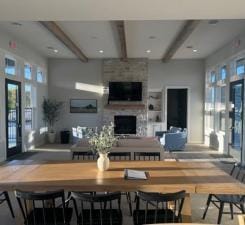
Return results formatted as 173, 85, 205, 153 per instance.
70, 99, 97, 113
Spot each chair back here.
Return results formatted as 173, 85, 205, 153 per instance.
109, 152, 131, 160
135, 190, 186, 224
15, 189, 67, 225
71, 192, 121, 225
134, 152, 160, 161
72, 151, 97, 160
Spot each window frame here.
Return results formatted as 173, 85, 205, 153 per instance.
5, 56, 16, 76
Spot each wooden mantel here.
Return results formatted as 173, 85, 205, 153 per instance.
104, 104, 146, 110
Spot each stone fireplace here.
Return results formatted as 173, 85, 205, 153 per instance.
102, 59, 148, 136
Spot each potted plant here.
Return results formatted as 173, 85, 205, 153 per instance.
42, 98, 63, 143
89, 123, 118, 171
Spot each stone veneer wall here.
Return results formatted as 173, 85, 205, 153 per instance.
102, 59, 148, 136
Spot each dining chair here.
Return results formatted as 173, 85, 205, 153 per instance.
71, 191, 123, 225
72, 151, 97, 160
134, 152, 161, 161
0, 191, 15, 218
15, 189, 73, 225
109, 151, 133, 216
202, 162, 245, 224
133, 190, 186, 225
109, 152, 131, 161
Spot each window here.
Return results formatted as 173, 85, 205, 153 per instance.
220, 66, 227, 80
236, 58, 245, 76
24, 84, 33, 130
210, 71, 216, 83
205, 87, 215, 130
5, 57, 16, 75
37, 69, 44, 83
24, 64, 32, 80
219, 86, 226, 131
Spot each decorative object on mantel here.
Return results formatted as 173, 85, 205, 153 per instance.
156, 115, 161, 122
42, 98, 63, 143
70, 99, 97, 113
89, 123, 118, 171
148, 104, 154, 110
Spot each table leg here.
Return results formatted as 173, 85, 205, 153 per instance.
182, 193, 192, 223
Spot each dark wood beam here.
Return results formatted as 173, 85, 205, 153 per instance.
162, 20, 200, 62
39, 21, 88, 63
115, 21, 127, 61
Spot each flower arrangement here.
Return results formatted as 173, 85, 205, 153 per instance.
89, 123, 118, 155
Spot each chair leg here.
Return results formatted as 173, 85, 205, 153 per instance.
240, 204, 245, 214
217, 202, 224, 224
202, 194, 212, 219
65, 192, 72, 208
126, 192, 133, 216
229, 203, 234, 219
4, 192, 14, 218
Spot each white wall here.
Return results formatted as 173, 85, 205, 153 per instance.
0, 29, 48, 161
48, 59, 103, 142
148, 59, 205, 143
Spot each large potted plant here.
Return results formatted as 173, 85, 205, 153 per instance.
89, 123, 118, 171
42, 98, 63, 143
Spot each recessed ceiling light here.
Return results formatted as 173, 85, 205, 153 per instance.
146, 49, 151, 53
149, 36, 156, 39
53, 49, 58, 53
208, 20, 219, 25
193, 49, 198, 52
47, 46, 58, 53
99, 50, 104, 53
11, 22, 22, 26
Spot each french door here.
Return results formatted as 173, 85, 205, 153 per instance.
229, 80, 243, 162
5, 79, 22, 158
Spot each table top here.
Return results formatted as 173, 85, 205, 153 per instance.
0, 160, 243, 194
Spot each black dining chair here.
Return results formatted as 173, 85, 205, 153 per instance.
202, 162, 245, 224
109, 152, 131, 161
134, 152, 161, 161
71, 191, 122, 225
109, 152, 133, 216
0, 191, 15, 218
133, 190, 186, 225
72, 151, 97, 160
15, 189, 73, 225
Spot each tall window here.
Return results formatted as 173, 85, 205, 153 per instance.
24, 64, 32, 80
24, 84, 33, 130
236, 58, 245, 76
205, 86, 215, 130
218, 86, 226, 131
5, 57, 16, 75
220, 66, 227, 80
37, 68, 44, 83
210, 71, 216, 83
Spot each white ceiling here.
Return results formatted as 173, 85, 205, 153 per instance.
1, 0, 245, 20
175, 20, 245, 59
0, 21, 75, 58
57, 21, 118, 58
0, 20, 245, 60
125, 21, 184, 59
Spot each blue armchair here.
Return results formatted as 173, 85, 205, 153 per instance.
160, 128, 187, 151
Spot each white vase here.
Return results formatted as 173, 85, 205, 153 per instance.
48, 132, 56, 143
97, 153, 110, 171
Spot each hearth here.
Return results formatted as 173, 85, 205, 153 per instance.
114, 115, 136, 135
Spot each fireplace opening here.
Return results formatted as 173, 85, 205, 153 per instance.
114, 115, 136, 135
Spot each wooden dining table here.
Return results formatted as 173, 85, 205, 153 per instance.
0, 160, 244, 223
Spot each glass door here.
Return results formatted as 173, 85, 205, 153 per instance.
229, 80, 243, 161
5, 79, 22, 158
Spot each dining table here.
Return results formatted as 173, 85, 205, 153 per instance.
0, 160, 244, 223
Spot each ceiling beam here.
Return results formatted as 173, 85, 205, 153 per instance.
162, 20, 200, 62
114, 21, 127, 61
39, 21, 88, 63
